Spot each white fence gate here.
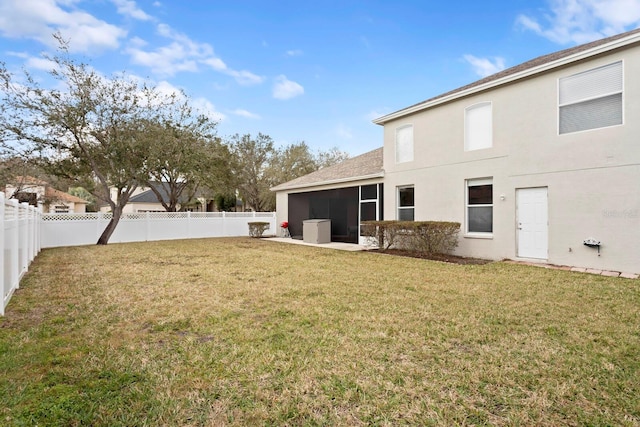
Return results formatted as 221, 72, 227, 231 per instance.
2, 202, 276, 315
1, 192, 42, 316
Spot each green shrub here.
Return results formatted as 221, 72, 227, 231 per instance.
248, 222, 270, 238
361, 220, 460, 254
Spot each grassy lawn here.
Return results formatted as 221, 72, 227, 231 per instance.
1, 237, 639, 426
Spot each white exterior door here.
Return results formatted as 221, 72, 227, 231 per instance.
517, 187, 548, 259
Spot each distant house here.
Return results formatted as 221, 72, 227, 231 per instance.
273, 28, 640, 274
99, 182, 218, 213
5, 177, 88, 213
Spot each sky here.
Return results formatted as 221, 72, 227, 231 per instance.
1, 0, 640, 157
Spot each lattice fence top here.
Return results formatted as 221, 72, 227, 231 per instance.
42, 213, 112, 221
41, 211, 274, 221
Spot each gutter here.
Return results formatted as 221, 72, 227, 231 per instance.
270, 171, 384, 192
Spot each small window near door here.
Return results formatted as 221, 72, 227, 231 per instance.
466, 178, 492, 234
397, 186, 414, 221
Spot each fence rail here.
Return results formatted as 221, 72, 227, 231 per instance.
1, 192, 42, 316
2, 203, 276, 315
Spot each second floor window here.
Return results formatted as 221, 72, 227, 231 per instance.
465, 102, 492, 151
559, 61, 623, 134
395, 125, 413, 163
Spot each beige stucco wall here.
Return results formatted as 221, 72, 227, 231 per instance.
382, 46, 640, 273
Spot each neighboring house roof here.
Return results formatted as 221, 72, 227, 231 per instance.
374, 27, 640, 124
271, 147, 384, 192
45, 187, 87, 204
7, 176, 87, 204
129, 182, 191, 204
12, 176, 49, 186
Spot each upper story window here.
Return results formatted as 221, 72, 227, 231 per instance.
397, 186, 414, 221
559, 61, 623, 134
466, 178, 492, 234
465, 102, 492, 151
395, 125, 413, 163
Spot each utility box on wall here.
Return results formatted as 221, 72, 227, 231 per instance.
303, 219, 331, 244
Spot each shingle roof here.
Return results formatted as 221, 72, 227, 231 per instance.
44, 187, 87, 204
129, 182, 191, 204
374, 27, 640, 124
271, 147, 383, 192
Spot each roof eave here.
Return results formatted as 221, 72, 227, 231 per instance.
271, 171, 385, 192
373, 32, 640, 125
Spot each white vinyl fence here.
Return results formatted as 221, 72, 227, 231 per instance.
1, 192, 42, 316
2, 195, 276, 315
40, 211, 277, 248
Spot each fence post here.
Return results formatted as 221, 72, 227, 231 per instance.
187, 211, 191, 239
97, 211, 102, 243
9, 199, 18, 296
0, 193, 5, 316
143, 211, 148, 241
222, 211, 226, 236
19, 202, 29, 279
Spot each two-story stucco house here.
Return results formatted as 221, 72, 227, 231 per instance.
273, 28, 640, 274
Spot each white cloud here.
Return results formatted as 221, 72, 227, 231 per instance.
286, 49, 303, 56
192, 97, 226, 122
272, 75, 304, 100
112, 0, 152, 21
463, 54, 506, 78
0, 0, 126, 53
151, 80, 225, 122
126, 40, 200, 76
126, 23, 264, 84
231, 109, 261, 119
25, 56, 58, 71
516, 0, 640, 44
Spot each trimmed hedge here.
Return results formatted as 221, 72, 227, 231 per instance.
361, 220, 460, 255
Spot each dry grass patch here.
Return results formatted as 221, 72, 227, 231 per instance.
1, 237, 639, 426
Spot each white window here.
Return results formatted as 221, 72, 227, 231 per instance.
465, 102, 492, 151
395, 125, 413, 163
466, 178, 492, 234
397, 186, 414, 221
559, 61, 623, 134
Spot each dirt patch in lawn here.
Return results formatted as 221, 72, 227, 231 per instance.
372, 248, 492, 265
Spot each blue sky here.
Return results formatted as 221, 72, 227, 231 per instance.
1, 1, 639, 156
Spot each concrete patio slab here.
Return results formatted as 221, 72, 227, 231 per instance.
264, 237, 375, 252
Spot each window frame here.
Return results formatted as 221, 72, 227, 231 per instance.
558, 60, 623, 135
464, 101, 492, 151
395, 124, 414, 163
465, 178, 493, 236
397, 186, 415, 221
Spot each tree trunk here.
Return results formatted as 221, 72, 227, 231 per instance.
96, 206, 123, 245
